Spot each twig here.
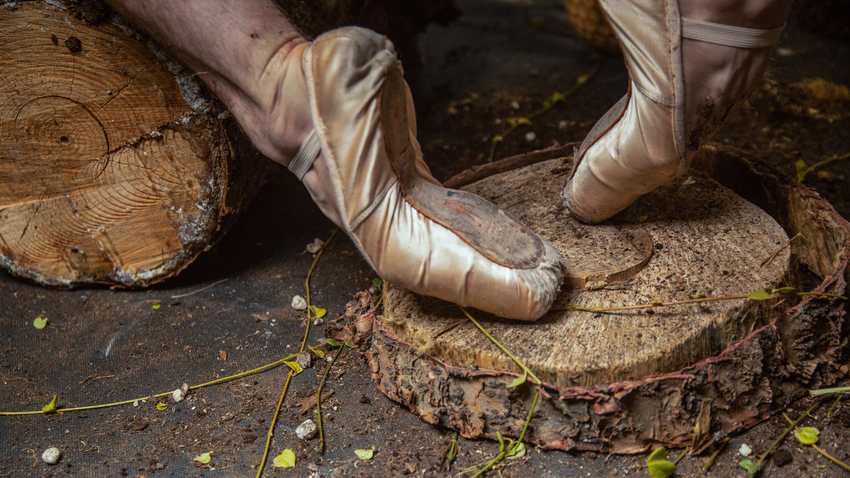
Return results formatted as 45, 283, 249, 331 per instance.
0, 354, 297, 416
432, 319, 465, 340
255, 230, 337, 478
760, 233, 802, 268
460, 308, 542, 385
170, 278, 229, 299
753, 401, 820, 470
78, 374, 115, 385
444, 143, 576, 189
810, 385, 850, 397
316, 346, 344, 454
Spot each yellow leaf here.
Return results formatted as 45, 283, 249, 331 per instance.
354, 448, 374, 461
151, 303, 161, 311
284, 361, 303, 375
309, 305, 327, 319
794, 426, 820, 445
272, 449, 296, 468
155, 401, 168, 412
41, 394, 58, 413
33, 314, 48, 330
193, 452, 212, 465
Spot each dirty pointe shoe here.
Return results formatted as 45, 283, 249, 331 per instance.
563, 0, 787, 223
287, 27, 563, 320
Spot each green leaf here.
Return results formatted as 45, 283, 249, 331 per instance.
506, 116, 532, 128
193, 451, 212, 465
41, 394, 58, 413
155, 401, 168, 412
795, 159, 810, 183
794, 426, 820, 445
646, 448, 676, 478
354, 448, 374, 461
739, 458, 760, 476
507, 372, 527, 389
491, 134, 504, 144
284, 360, 303, 375
151, 303, 161, 311
308, 345, 326, 359
507, 441, 526, 460
33, 314, 48, 330
272, 449, 296, 468
748, 289, 780, 301
309, 305, 327, 319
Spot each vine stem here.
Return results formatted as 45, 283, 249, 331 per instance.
461, 308, 542, 385
316, 346, 345, 454
781, 412, 850, 472
0, 353, 297, 417
810, 385, 849, 397
754, 401, 820, 469
255, 230, 336, 478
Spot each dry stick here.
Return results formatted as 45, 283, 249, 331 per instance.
760, 233, 802, 268
255, 231, 337, 478
316, 346, 345, 454
444, 142, 576, 189
0, 353, 297, 416
810, 385, 850, 397
461, 308, 542, 385
170, 278, 229, 299
781, 413, 850, 472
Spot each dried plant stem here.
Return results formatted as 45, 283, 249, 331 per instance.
810, 385, 850, 397
0, 353, 297, 417
255, 231, 336, 478
316, 346, 345, 454
461, 308, 542, 385
754, 402, 820, 470
812, 445, 850, 472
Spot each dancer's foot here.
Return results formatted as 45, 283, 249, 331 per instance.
286, 28, 563, 320
563, 0, 791, 223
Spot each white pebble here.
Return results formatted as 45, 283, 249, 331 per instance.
41, 447, 61, 465
172, 383, 189, 403
305, 238, 324, 254
312, 317, 324, 326
510, 101, 520, 110
524, 131, 537, 142
291, 295, 307, 310
296, 419, 318, 440
558, 120, 568, 130
739, 443, 752, 457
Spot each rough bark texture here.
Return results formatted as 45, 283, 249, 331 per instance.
359, 144, 849, 454
0, 1, 266, 287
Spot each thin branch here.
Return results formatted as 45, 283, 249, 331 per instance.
170, 278, 229, 299
316, 346, 345, 454
461, 308, 542, 385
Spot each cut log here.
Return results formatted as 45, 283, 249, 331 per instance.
365, 144, 850, 453
0, 2, 265, 287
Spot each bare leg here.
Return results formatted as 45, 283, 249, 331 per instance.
105, 0, 312, 164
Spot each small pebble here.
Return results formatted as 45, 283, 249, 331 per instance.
296, 419, 318, 440
41, 447, 61, 465
524, 131, 537, 143
291, 295, 307, 310
305, 238, 324, 254
739, 443, 752, 457
171, 383, 189, 403
558, 120, 569, 130
312, 317, 324, 326
295, 352, 312, 370
773, 448, 793, 467
510, 101, 520, 110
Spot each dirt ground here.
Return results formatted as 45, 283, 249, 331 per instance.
2, 1, 850, 477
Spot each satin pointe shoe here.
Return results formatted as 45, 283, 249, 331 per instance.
563, 0, 786, 223
286, 27, 563, 320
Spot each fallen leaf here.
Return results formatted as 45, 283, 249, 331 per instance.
308, 345, 326, 359
193, 452, 212, 465
33, 314, 48, 330
272, 449, 296, 468
151, 303, 161, 311
218, 350, 228, 361
155, 401, 168, 412
507, 372, 527, 389
646, 447, 676, 478
739, 458, 759, 477
309, 305, 327, 319
794, 426, 820, 445
354, 448, 374, 461
41, 394, 58, 413
284, 360, 303, 375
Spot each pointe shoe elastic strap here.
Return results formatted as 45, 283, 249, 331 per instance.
288, 129, 322, 180
682, 18, 784, 49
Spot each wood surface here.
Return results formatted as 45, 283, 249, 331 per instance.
0, 2, 263, 287
382, 156, 791, 387
362, 145, 850, 453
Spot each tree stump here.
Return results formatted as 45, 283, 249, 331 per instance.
0, 1, 265, 287
366, 144, 850, 453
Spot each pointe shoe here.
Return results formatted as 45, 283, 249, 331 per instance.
563, 0, 786, 223
287, 27, 563, 320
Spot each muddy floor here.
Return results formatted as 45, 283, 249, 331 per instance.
2, 0, 850, 477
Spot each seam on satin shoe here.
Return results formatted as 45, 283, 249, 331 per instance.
668, 0, 687, 169
349, 177, 399, 232
632, 81, 675, 107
